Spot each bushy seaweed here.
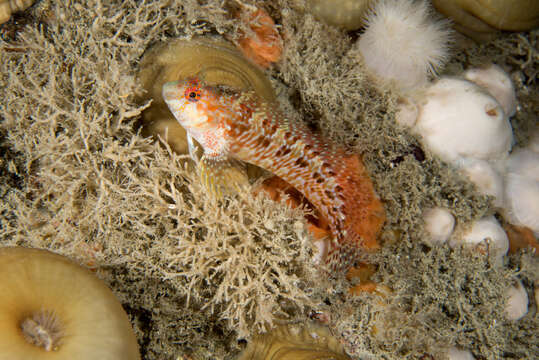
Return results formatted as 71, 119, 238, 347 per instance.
0, 0, 320, 357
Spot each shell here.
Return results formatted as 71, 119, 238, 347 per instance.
136, 37, 276, 155
432, 0, 539, 40
236, 323, 351, 360
307, 0, 374, 30
0, 0, 34, 24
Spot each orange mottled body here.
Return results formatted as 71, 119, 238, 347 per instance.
163, 78, 385, 272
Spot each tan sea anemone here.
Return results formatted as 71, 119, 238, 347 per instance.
0, 0, 34, 24
237, 323, 351, 360
0, 247, 140, 360
136, 36, 276, 155
432, 0, 539, 41
307, 0, 374, 30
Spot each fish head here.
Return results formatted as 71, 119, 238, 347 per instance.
162, 77, 221, 132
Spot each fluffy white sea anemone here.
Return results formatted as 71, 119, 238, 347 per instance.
357, 0, 452, 91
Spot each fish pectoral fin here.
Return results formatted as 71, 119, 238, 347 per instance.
187, 133, 201, 163
198, 155, 249, 198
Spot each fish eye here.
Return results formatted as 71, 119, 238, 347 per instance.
184, 87, 201, 102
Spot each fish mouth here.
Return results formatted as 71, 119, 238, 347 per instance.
162, 81, 182, 102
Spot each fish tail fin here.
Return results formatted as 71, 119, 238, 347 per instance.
325, 239, 362, 274
340, 153, 385, 249
325, 154, 386, 273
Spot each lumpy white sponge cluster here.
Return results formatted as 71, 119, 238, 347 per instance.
449, 216, 509, 265
408, 65, 538, 236
503, 141, 539, 236
446, 347, 475, 360
412, 77, 513, 165
356, 0, 452, 91
409, 74, 513, 220
422, 207, 455, 246
406, 67, 518, 260
504, 280, 529, 321
464, 64, 517, 117
398, 65, 527, 224
459, 158, 505, 208
422, 210, 510, 267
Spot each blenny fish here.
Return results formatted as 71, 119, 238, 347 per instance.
163, 77, 385, 272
